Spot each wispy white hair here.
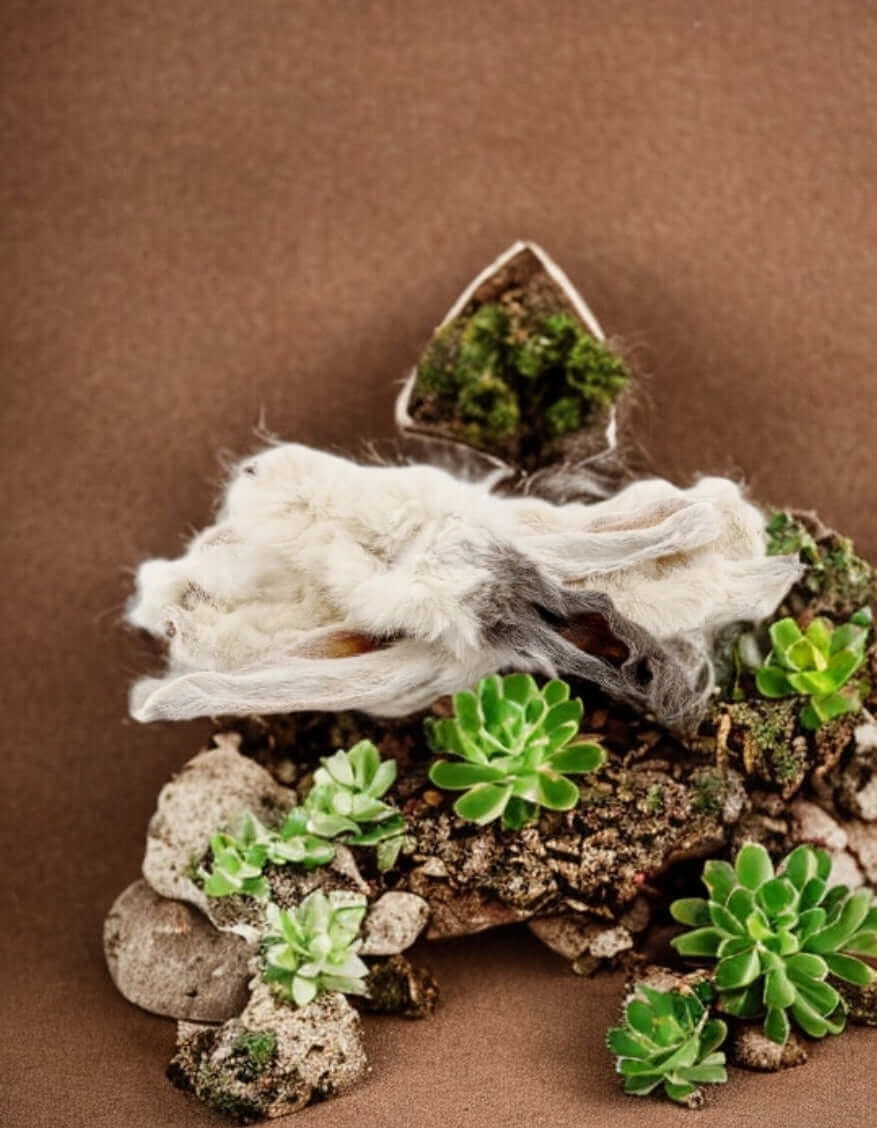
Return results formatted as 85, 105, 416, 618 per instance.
126, 444, 800, 727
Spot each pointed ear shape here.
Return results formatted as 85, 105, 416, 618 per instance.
129, 637, 482, 722
527, 499, 724, 578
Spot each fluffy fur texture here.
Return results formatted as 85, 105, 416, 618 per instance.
126, 444, 800, 727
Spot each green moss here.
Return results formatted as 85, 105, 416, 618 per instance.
644, 785, 664, 814
231, 1031, 277, 1076
722, 700, 805, 797
766, 511, 874, 616
690, 772, 726, 816
411, 295, 629, 465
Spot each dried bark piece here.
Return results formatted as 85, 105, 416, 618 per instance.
360, 955, 439, 1019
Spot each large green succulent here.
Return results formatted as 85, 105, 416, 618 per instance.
200, 812, 335, 899
261, 890, 369, 1007
671, 843, 877, 1044
746, 608, 871, 729
303, 740, 408, 869
426, 674, 606, 830
607, 981, 727, 1107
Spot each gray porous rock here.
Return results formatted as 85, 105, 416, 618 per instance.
142, 735, 296, 921
360, 891, 430, 955
168, 981, 368, 1122
104, 880, 255, 1021
730, 1024, 808, 1071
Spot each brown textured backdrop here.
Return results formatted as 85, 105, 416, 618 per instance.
1, 2, 875, 1126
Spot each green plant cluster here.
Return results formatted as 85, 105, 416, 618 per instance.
671, 843, 876, 1045
414, 301, 629, 452
201, 811, 335, 898
262, 890, 369, 1008
607, 981, 727, 1107
765, 510, 874, 613
743, 608, 871, 729
305, 741, 408, 870
200, 740, 407, 897
426, 673, 605, 830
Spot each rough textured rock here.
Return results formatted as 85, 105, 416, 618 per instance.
143, 736, 296, 922
104, 880, 254, 1021
730, 1025, 808, 1071
168, 982, 367, 1122
834, 975, 877, 1025
845, 819, 877, 884
528, 915, 633, 965
790, 799, 866, 887
360, 955, 439, 1018
360, 892, 430, 955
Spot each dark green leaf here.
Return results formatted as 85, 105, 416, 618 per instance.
670, 898, 711, 928
429, 760, 505, 789
671, 928, 722, 958
822, 952, 875, 985
702, 860, 737, 903
715, 947, 761, 990
453, 783, 511, 825
547, 741, 604, 774
736, 842, 774, 890
764, 1005, 791, 1045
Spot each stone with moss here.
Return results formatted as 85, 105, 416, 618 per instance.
765, 510, 874, 618
167, 982, 367, 1122
406, 248, 630, 471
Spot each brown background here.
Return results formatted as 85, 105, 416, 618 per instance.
1, 2, 876, 1126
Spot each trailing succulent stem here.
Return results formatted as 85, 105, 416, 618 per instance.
607, 981, 727, 1107
740, 608, 871, 729
426, 674, 606, 830
262, 890, 369, 1007
671, 843, 876, 1045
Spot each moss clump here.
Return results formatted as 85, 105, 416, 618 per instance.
716, 700, 805, 798
411, 294, 629, 467
690, 771, 727, 815
766, 511, 874, 618
230, 1031, 278, 1081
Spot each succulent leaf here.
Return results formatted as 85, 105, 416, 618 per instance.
427, 674, 606, 829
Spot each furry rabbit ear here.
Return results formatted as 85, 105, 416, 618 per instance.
129, 637, 488, 722
521, 498, 724, 578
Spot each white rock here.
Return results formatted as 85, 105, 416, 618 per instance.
360, 892, 430, 955
142, 735, 296, 916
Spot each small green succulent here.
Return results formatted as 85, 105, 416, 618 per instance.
303, 740, 407, 869
261, 890, 369, 1007
200, 812, 335, 899
671, 842, 877, 1045
426, 674, 606, 830
744, 608, 871, 729
607, 981, 727, 1107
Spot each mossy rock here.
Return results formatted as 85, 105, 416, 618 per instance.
402, 246, 631, 474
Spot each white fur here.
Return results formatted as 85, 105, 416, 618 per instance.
127, 444, 800, 721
